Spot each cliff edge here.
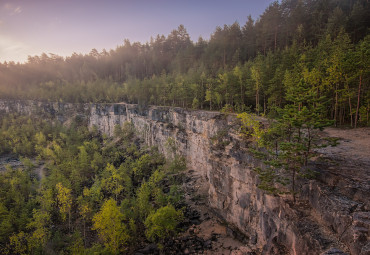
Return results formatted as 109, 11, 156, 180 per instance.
1, 100, 368, 254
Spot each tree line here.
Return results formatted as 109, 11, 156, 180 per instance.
0, 0, 369, 126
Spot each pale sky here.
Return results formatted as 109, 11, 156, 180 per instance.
0, 0, 276, 63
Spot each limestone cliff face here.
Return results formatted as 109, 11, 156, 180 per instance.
1, 100, 369, 255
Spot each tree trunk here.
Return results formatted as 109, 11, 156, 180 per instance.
275, 141, 278, 158
349, 95, 353, 127
292, 167, 296, 204
256, 90, 259, 115
226, 81, 228, 105
335, 83, 338, 127
83, 220, 86, 247
355, 74, 362, 128
305, 128, 311, 166
201, 80, 204, 109
68, 210, 71, 233
274, 26, 277, 51
240, 82, 243, 106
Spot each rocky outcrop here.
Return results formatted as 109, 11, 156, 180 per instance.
1, 100, 368, 255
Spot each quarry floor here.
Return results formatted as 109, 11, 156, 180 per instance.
318, 127, 370, 194
322, 127, 370, 165
1, 126, 369, 254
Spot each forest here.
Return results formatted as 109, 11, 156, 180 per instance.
0, 0, 369, 127
0, 114, 186, 254
0, 0, 369, 254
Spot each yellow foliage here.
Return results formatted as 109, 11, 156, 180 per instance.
56, 183, 72, 221
92, 198, 128, 253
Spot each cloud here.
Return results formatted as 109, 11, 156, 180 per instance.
0, 37, 25, 53
3, 3, 22, 15
13, 6, 21, 14
0, 36, 30, 63
3, 3, 12, 9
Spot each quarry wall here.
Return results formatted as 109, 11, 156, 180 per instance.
0, 100, 368, 255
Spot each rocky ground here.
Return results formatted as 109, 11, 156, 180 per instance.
151, 126, 370, 255
2, 126, 369, 255
321, 127, 370, 163
135, 168, 257, 255
179, 169, 255, 255
0, 155, 23, 171
0, 155, 45, 183
316, 127, 370, 209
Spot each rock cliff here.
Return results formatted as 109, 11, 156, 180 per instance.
1, 100, 369, 255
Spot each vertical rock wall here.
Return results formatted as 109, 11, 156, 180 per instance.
1, 100, 368, 255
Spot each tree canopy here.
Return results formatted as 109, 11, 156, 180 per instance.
1, 0, 369, 126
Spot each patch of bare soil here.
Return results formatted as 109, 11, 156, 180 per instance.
315, 127, 370, 211
317, 127, 370, 189
0, 155, 45, 183
0, 155, 22, 171
321, 127, 370, 164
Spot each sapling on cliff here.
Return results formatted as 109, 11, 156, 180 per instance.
238, 79, 332, 203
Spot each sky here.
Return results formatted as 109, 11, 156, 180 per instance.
0, 0, 276, 63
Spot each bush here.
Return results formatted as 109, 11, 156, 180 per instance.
144, 205, 183, 244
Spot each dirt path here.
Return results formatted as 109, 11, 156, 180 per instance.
35, 163, 46, 187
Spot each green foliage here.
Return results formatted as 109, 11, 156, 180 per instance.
0, 114, 54, 156
165, 138, 186, 172
0, 114, 186, 253
166, 185, 185, 207
92, 198, 128, 253
26, 209, 51, 252
135, 181, 152, 220
144, 205, 183, 244
192, 97, 200, 109
253, 167, 287, 195
0, 0, 368, 250
101, 163, 124, 201
0, 1, 369, 126
237, 112, 265, 147
56, 182, 72, 226
239, 77, 332, 202
0, 202, 13, 244
210, 129, 230, 150
220, 104, 234, 113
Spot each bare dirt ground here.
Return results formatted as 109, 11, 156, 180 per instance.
0, 155, 45, 183
321, 127, 370, 164
317, 127, 370, 193
0, 155, 23, 171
